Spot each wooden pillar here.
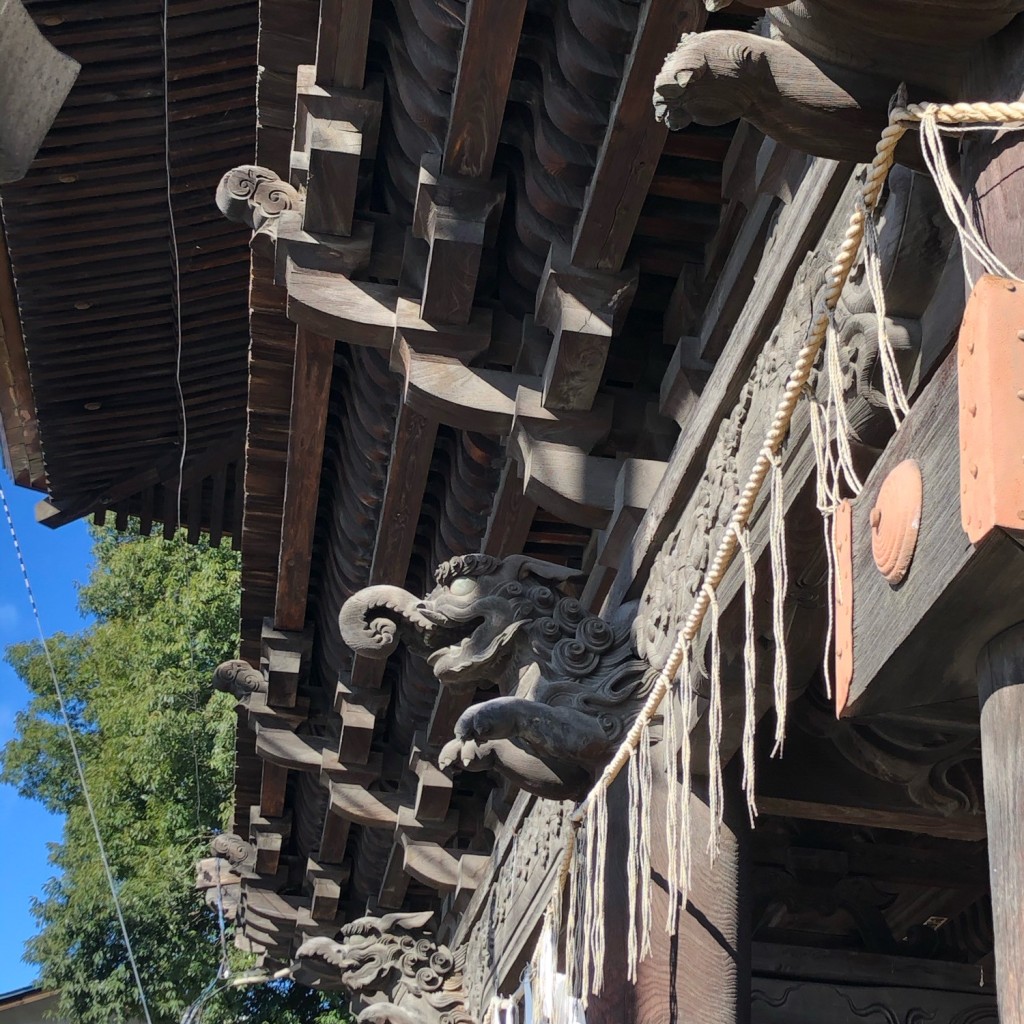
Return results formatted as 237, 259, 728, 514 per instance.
588, 722, 748, 1024
977, 622, 1024, 1024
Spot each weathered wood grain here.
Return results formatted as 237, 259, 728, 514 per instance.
977, 622, 1024, 1024
275, 328, 334, 630
443, 0, 528, 179
570, 0, 706, 272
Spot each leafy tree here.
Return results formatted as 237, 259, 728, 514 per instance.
2, 526, 349, 1024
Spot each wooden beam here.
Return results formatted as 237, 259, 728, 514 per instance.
481, 459, 538, 558
605, 157, 851, 613
442, 0, 528, 180
315, 0, 372, 90
534, 249, 638, 411
842, 343, 1024, 717
368, 401, 438, 585
275, 328, 334, 631
587, 754, 745, 1023
570, 0, 706, 272
977, 622, 1024, 1024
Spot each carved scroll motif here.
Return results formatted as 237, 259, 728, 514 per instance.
215, 165, 304, 232
636, 167, 952, 685
461, 798, 572, 1011
293, 911, 476, 1024
213, 659, 267, 700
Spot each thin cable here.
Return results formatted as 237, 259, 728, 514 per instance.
0, 479, 155, 1024
161, 0, 188, 525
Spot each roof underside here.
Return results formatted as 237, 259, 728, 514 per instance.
0, 0, 257, 543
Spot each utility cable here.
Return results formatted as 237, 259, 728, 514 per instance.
0, 479, 155, 1024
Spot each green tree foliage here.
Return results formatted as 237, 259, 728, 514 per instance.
1, 527, 349, 1024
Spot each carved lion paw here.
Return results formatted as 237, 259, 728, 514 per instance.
439, 734, 485, 766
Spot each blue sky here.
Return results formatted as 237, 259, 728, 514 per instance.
0, 475, 93, 993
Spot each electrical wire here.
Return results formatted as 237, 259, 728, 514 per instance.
0, 479, 155, 1024
161, 0, 188, 526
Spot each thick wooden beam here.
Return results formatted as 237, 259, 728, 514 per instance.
443, 0, 528, 180
570, 0, 706, 272
369, 401, 438, 585
481, 459, 538, 558
841, 342, 1024, 717
315, 0, 372, 90
534, 250, 638, 411
275, 329, 334, 631
977, 622, 1024, 1024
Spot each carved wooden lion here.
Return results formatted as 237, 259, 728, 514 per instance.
339, 554, 656, 799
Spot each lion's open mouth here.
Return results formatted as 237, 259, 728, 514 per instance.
424, 618, 524, 681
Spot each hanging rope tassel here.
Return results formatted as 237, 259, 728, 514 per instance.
824, 314, 864, 495
736, 527, 758, 827
704, 583, 724, 861
533, 893, 561, 1024
565, 824, 586, 1005
665, 640, 695, 935
582, 786, 608, 1000
767, 452, 789, 757
626, 721, 653, 981
860, 199, 911, 423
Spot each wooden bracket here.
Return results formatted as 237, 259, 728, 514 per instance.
958, 274, 1024, 545
535, 247, 638, 411
292, 67, 383, 238
260, 619, 313, 708
413, 154, 505, 325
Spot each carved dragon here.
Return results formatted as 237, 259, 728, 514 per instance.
293, 911, 475, 1024
653, 1, 1024, 162
339, 553, 656, 799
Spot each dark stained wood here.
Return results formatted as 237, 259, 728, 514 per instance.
443, 0, 528, 180
587, 750, 745, 1024
606, 157, 850, 612
571, 0, 706, 272
977, 622, 1024, 1024
368, 401, 439, 586
481, 459, 539, 558
275, 328, 334, 631
315, 0, 373, 90
752, 942, 995, 995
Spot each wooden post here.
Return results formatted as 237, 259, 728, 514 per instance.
587, 726, 748, 1024
977, 622, 1024, 1024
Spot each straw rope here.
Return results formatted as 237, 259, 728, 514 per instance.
547, 94, 1024, 972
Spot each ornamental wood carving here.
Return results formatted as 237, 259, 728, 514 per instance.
339, 554, 657, 799
215, 165, 304, 232
654, 2, 1024, 162
293, 911, 475, 1024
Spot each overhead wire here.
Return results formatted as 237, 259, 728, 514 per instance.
0, 479, 155, 1024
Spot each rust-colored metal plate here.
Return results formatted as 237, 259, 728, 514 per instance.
958, 274, 1024, 545
870, 459, 922, 585
834, 499, 853, 718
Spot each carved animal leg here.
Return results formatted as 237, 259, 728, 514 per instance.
653, 30, 921, 165
438, 736, 591, 800
453, 695, 613, 763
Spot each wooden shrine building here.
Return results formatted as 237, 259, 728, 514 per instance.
9, 0, 1024, 1022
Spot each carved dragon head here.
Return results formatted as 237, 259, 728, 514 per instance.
293, 912, 474, 1024
338, 555, 583, 686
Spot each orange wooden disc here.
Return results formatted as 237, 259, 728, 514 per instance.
870, 459, 922, 585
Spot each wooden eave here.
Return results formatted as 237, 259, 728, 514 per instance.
0, 0, 257, 545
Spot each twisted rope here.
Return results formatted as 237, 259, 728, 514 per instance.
552, 96, 1024, 906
